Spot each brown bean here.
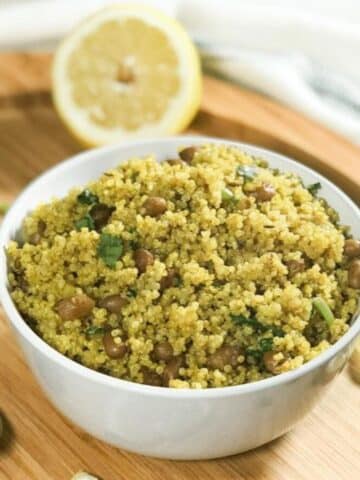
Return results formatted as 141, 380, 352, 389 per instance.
152, 341, 174, 362
253, 184, 276, 202
263, 351, 280, 374
167, 159, 185, 166
163, 354, 185, 385
142, 367, 163, 387
134, 248, 154, 274
285, 259, 306, 275
99, 295, 127, 314
160, 269, 177, 291
207, 345, 240, 370
344, 239, 360, 258
179, 146, 199, 164
103, 331, 128, 359
89, 203, 115, 230
348, 259, 360, 289
55, 294, 95, 321
143, 197, 167, 217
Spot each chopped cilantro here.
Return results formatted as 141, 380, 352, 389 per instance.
97, 233, 123, 268
231, 314, 263, 330
259, 337, 273, 352
85, 325, 105, 336
231, 314, 284, 337
269, 325, 285, 337
307, 182, 321, 195
75, 213, 95, 231
237, 165, 257, 182
246, 348, 263, 361
77, 189, 99, 205
127, 288, 138, 298
246, 338, 274, 362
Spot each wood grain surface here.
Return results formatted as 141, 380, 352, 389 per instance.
0, 53, 359, 480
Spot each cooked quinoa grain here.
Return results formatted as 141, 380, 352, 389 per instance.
6, 144, 359, 388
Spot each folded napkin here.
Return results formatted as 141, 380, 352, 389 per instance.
1, 0, 360, 144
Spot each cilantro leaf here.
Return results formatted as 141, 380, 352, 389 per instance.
307, 182, 321, 196
97, 233, 123, 268
231, 314, 284, 337
75, 213, 95, 231
127, 288, 138, 298
77, 189, 99, 205
231, 314, 264, 330
259, 337, 273, 352
85, 325, 105, 336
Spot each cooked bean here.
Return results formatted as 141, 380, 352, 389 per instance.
167, 158, 185, 166
142, 367, 163, 387
344, 239, 360, 258
152, 341, 174, 362
263, 351, 280, 374
163, 354, 185, 385
348, 259, 360, 289
253, 184, 276, 202
134, 248, 154, 273
89, 203, 115, 230
103, 331, 128, 359
207, 345, 240, 370
286, 259, 305, 275
160, 269, 177, 291
143, 197, 167, 217
99, 295, 127, 314
179, 146, 198, 163
55, 294, 95, 321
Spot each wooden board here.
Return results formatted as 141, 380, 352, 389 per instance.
0, 53, 359, 480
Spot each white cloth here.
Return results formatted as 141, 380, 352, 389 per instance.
1, 0, 360, 144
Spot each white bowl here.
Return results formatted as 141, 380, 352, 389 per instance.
0, 136, 359, 460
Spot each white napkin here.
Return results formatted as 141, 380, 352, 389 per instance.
1, 0, 360, 144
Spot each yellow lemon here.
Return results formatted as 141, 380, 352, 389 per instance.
52, 4, 202, 146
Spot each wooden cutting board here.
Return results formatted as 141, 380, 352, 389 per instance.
0, 53, 359, 480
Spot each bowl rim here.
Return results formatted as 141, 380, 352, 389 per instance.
1, 135, 359, 398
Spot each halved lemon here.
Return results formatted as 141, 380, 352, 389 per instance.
52, 4, 202, 147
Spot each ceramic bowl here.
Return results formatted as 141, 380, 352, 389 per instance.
0, 136, 359, 460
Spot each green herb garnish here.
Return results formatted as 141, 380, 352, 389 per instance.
237, 165, 257, 182
77, 189, 99, 205
85, 325, 105, 336
97, 233, 123, 268
75, 213, 95, 231
246, 348, 263, 361
307, 182, 322, 195
312, 297, 334, 326
231, 314, 284, 336
231, 314, 263, 329
259, 337, 273, 352
127, 288, 138, 298
246, 338, 274, 361
269, 325, 285, 337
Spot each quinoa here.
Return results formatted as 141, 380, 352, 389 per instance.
6, 144, 359, 388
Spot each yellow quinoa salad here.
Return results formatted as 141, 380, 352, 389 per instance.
6, 144, 360, 388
